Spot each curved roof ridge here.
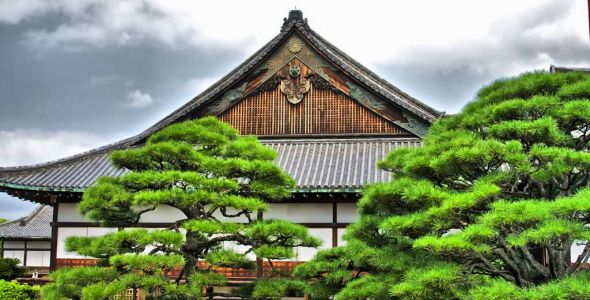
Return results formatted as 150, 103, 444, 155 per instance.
301, 26, 444, 121
0, 205, 44, 228
22, 205, 47, 224
0, 213, 28, 227
0, 205, 52, 239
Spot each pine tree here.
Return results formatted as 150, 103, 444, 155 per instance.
42, 117, 320, 300
296, 71, 590, 299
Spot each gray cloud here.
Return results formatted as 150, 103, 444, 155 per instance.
0, 0, 59, 24
0, 129, 109, 167
125, 89, 153, 108
0, 128, 109, 219
376, 1, 590, 113
0, 193, 37, 220
1, 1, 207, 50
0, 19, 245, 135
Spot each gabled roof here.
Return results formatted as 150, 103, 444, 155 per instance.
0, 206, 52, 240
0, 10, 440, 199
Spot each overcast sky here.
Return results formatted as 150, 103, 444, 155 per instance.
0, 0, 589, 219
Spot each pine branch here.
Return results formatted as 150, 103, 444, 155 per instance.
518, 246, 550, 279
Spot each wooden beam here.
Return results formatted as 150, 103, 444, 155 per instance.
332, 202, 338, 247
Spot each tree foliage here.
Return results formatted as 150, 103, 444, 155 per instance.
0, 258, 27, 281
296, 71, 590, 298
43, 117, 319, 299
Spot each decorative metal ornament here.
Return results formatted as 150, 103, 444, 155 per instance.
289, 64, 301, 77
280, 62, 310, 104
287, 38, 303, 53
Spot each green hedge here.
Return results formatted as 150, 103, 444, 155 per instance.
0, 280, 39, 300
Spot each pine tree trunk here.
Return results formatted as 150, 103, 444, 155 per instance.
183, 231, 200, 286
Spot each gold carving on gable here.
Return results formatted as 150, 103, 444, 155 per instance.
287, 37, 303, 53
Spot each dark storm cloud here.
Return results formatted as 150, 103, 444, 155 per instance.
0, 17, 245, 135
375, 1, 590, 113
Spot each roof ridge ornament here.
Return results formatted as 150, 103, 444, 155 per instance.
281, 10, 309, 33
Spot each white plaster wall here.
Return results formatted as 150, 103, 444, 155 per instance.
139, 205, 187, 223
336, 203, 358, 223
295, 228, 332, 261
57, 227, 117, 259
218, 228, 333, 262
26, 251, 51, 267
337, 228, 347, 247
57, 203, 92, 222
222, 241, 256, 260
571, 241, 587, 263
266, 203, 332, 223
59, 203, 187, 224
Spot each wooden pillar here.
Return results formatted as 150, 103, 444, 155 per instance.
23, 241, 28, 267
332, 202, 338, 247
49, 197, 59, 271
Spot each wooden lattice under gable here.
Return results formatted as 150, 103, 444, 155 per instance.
218, 84, 408, 136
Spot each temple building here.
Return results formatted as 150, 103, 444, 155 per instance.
0, 10, 442, 273
0, 206, 52, 271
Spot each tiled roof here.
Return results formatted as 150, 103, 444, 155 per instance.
267, 138, 421, 190
549, 65, 590, 73
0, 138, 421, 192
0, 206, 52, 240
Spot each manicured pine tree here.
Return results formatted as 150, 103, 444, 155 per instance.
0, 258, 28, 281
42, 117, 320, 300
296, 71, 590, 299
